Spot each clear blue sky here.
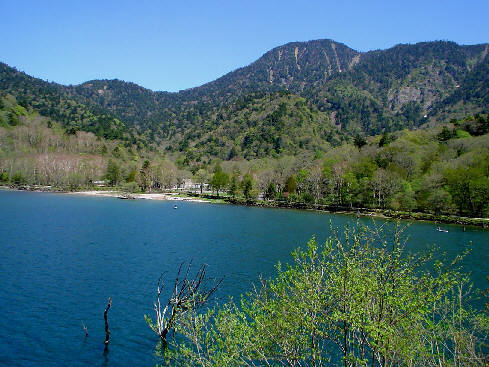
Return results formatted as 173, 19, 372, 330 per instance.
1, 0, 488, 92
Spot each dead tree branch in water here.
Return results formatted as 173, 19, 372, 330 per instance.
104, 297, 112, 349
145, 261, 222, 343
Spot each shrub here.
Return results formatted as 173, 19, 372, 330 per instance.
11, 172, 27, 185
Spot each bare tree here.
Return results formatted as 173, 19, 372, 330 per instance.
194, 168, 209, 194
145, 262, 222, 343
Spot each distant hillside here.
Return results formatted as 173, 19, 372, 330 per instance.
429, 53, 489, 121
0, 63, 145, 145
1, 39, 488, 165
163, 91, 344, 163
3, 91, 488, 219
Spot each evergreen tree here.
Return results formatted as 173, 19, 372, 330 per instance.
241, 173, 253, 200
105, 159, 120, 186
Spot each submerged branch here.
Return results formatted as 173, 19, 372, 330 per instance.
104, 297, 112, 348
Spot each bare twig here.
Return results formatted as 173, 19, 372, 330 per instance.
146, 261, 223, 342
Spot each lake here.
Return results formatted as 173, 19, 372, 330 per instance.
0, 190, 488, 366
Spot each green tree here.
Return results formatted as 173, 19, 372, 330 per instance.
139, 159, 152, 192
437, 126, 455, 142
11, 172, 27, 185
210, 165, 229, 196
241, 173, 254, 200
340, 170, 359, 207
0, 171, 8, 182
105, 159, 120, 186
378, 132, 393, 147
296, 169, 310, 195
284, 175, 297, 195
125, 169, 137, 183
390, 181, 417, 211
353, 134, 367, 149
265, 182, 277, 200
227, 146, 238, 160
445, 166, 489, 216
161, 224, 485, 367
227, 175, 239, 198
194, 168, 208, 194
425, 188, 453, 215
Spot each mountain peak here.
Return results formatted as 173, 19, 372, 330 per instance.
1, 39, 488, 145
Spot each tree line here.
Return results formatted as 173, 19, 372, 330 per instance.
1, 95, 488, 218
102, 113, 489, 219
199, 114, 489, 218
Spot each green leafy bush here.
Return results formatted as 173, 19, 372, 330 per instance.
158, 224, 488, 367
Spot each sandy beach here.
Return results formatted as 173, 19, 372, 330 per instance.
69, 190, 210, 203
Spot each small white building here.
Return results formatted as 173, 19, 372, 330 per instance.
93, 180, 106, 187
172, 179, 210, 192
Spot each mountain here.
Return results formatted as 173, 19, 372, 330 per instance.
1, 39, 488, 163
429, 52, 489, 122
63, 39, 489, 134
164, 91, 343, 162
179, 39, 360, 100
0, 62, 138, 143
308, 41, 489, 132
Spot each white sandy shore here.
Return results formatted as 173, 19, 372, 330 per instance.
69, 190, 210, 203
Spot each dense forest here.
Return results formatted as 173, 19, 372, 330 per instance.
1, 93, 488, 218
0, 94, 186, 190
1, 39, 489, 218
1, 40, 488, 162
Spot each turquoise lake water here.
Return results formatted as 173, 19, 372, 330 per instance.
0, 190, 488, 366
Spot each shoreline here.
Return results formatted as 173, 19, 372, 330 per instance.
0, 185, 213, 203
223, 197, 489, 228
2, 185, 488, 228
68, 190, 211, 203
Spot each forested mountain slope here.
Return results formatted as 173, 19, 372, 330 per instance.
429, 53, 489, 122
163, 91, 344, 163
1, 39, 488, 163
2, 90, 488, 219
0, 63, 139, 143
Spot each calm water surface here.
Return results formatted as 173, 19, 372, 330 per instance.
0, 190, 488, 366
